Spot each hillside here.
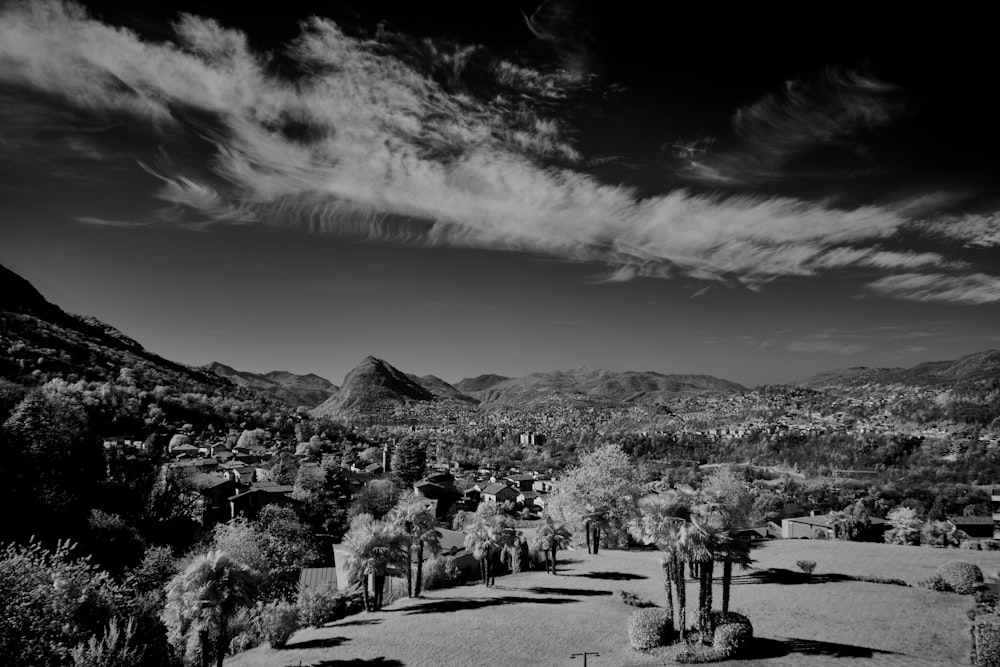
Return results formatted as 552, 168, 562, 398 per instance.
473, 367, 746, 409
803, 349, 1000, 388
311, 356, 434, 420
407, 374, 478, 404
205, 362, 337, 408
0, 263, 224, 391
454, 373, 509, 394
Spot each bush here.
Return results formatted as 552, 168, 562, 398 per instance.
713, 622, 754, 659
973, 614, 1000, 666
298, 582, 363, 628
70, 618, 144, 667
918, 574, 951, 592
259, 601, 299, 649
627, 608, 673, 650
962, 541, 984, 550
422, 555, 460, 590
938, 562, 984, 595
985, 541, 1000, 552
617, 589, 656, 608
796, 560, 816, 575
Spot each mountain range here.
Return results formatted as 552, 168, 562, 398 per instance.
801, 350, 1000, 389
203, 362, 337, 408
2, 263, 997, 418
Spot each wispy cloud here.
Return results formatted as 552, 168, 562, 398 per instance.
677, 68, 907, 185
867, 273, 1000, 304
787, 338, 870, 355
0, 2, 998, 304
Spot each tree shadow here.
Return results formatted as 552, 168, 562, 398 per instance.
510, 585, 612, 597
404, 595, 578, 615
729, 568, 854, 585
572, 571, 648, 581
743, 636, 900, 660
296, 659, 404, 666
282, 636, 350, 650
326, 618, 383, 628
558, 558, 586, 565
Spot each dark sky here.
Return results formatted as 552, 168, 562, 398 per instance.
1, 1, 998, 386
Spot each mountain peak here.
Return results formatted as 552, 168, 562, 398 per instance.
311, 356, 433, 419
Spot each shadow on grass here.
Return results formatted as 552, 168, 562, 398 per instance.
326, 618, 383, 628
289, 658, 404, 666
504, 585, 612, 597
743, 637, 900, 660
282, 636, 350, 650
404, 595, 578, 615
557, 558, 586, 566
730, 568, 854, 585
572, 571, 648, 581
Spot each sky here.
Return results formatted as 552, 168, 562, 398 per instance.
1, 1, 999, 387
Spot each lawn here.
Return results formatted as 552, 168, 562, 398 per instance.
227, 540, 997, 666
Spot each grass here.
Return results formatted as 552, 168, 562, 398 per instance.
226, 539, 988, 666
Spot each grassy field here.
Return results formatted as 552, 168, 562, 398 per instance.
227, 540, 1000, 666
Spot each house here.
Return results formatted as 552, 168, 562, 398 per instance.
480, 483, 519, 506
298, 567, 339, 596
229, 482, 298, 519
220, 462, 255, 484
948, 516, 996, 539
781, 514, 887, 539
506, 474, 536, 491
363, 462, 384, 475
737, 522, 782, 541
516, 490, 544, 511
188, 473, 237, 526
532, 477, 554, 493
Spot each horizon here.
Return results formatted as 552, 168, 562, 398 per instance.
2, 1, 999, 388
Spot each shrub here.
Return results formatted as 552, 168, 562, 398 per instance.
918, 573, 951, 592
422, 555, 460, 590
938, 562, 984, 595
973, 614, 1000, 666
796, 560, 816, 575
628, 608, 673, 650
713, 622, 754, 659
298, 582, 363, 628
259, 601, 299, 649
674, 644, 725, 663
617, 589, 656, 608
985, 541, 1000, 552
70, 618, 144, 667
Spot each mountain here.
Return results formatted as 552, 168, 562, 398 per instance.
454, 373, 509, 394
204, 363, 337, 408
472, 368, 746, 409
406, 374, 478, 403
803, 350, 1000, 388
312, 356, 434, 420
0, 263, 223, 390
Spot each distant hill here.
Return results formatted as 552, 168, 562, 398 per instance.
473, 368, 746, 409
204, 363, 337, 408
406, 374, 478, 404
0, 263, 223, 390
803, 350, 1000, 388
312, 356, 434, 420
454, 374, 509, 394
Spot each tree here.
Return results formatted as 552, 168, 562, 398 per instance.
1, 387, 105, 541
687, 518, 730, 643
349, 479, 401, 520
699, 467, 755, 612
550, 444, 639, 550
884, 506, 922, 545
628, 493, 691, 633
0, 540, 125, 667
391, 438, 427, 486
827, 501, 871, 541
464, 516, 505, 587
162, 551, 256, 667
531, 516, 572, 575
342, 517, 406, 611
389, 493, 442, 597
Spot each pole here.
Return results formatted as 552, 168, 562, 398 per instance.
570, 652, 599, 666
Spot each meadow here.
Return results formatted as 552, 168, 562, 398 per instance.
226, 540, 1000, 666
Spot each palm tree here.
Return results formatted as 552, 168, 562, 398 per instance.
583, 506, 610, 555
343, 518, 407, 611
628, 494, 691, 629
687, 517, 730, 643
389, 494, 442, 597
162, 550, 256, 667
464, 517, 503, 586
531, 516, 572, 574
717, 533, 753, 613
